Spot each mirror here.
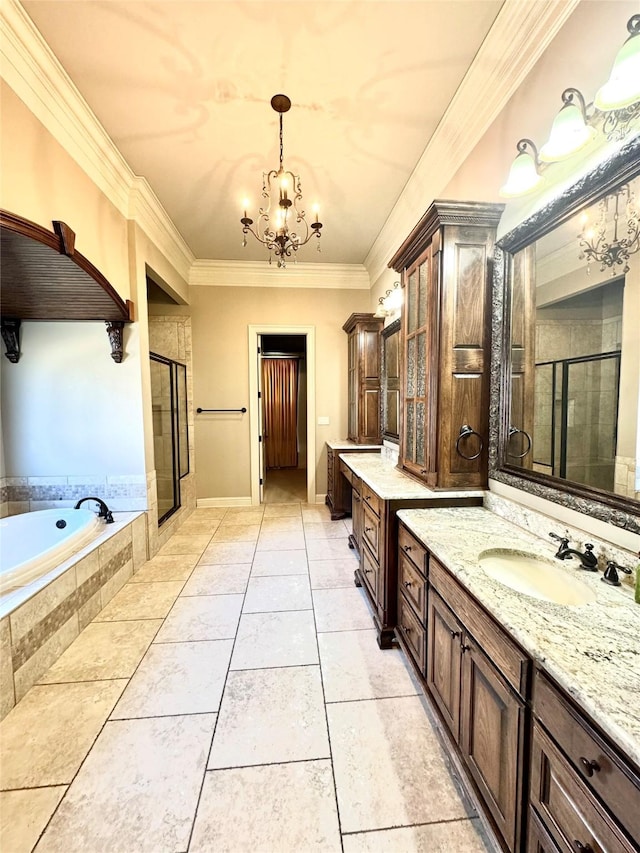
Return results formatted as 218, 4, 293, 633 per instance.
491, 139, 640, 533
381, 319, 401, 443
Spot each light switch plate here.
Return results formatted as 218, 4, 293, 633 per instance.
317, 416, 330, 425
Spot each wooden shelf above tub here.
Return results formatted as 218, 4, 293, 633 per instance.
0, 210, 134, 363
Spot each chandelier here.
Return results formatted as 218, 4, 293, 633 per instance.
241, 94, 323, 268
578, 183, 639, 275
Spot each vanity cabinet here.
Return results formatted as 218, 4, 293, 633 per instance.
530, 670, 640, 852
427, 557, 528, 852
343, 313, 384, 445
326, 444, 380, 520
389, 201, 503, 490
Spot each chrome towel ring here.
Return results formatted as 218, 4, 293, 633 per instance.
507, 426, 532, 459
455, 424, 483, 460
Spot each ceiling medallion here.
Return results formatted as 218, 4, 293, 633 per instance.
241, 94, 323, 268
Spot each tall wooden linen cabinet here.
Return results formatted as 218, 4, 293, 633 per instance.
343, 313, 384, 444
389, 201, 504, 489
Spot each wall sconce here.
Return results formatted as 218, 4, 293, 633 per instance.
499, 140, 543, 198
594, 14, 640, 111
374, 281, 403, 317
539, 89, 595, 162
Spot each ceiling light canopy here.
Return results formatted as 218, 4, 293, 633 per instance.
595, 14, 640, 111
240, 94, 323, 268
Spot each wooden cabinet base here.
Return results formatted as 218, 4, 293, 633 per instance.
353, 565, 396, 649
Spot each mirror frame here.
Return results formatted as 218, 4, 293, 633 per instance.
489, 133, 640, 534
381, 318, 401, 444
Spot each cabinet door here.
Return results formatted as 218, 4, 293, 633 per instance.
351, 486, 363, 555
426, 588, 462, 740
460, 637, 525, 853
347, 331, 358, 440
402, 246, 432, 480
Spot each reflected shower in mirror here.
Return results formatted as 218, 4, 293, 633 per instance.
507, 174, 639, 503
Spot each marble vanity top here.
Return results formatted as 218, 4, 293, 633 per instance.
397, 506, 640, 768
326, 439, 382, 451
339, 453, 485, 502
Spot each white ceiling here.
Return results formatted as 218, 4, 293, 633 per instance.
21, 0, 504, 265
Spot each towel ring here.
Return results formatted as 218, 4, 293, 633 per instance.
507, 426, 532, 459
455, 424, 483, 460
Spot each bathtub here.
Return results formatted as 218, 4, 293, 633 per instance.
0, 508, 102, 594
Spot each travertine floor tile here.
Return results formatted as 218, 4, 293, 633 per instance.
111, 639, 233, 718
191, 507, 228, 520
222, 509, 264, 525
306, 538, 352, 560
38, 620, 162, 683
212, 523, 260, 542
0, 680, 127, 788
304, 522, 350, 540
94, 581, 184, 622
157, 534, 212, 556
177, 518, 221, 535
260, 516, 304, 532
319, 629, 419, 702
209, 666, 329, 768
301, 505, 333, 522
181, 563, 251, 596
200, 541, 256, 565
130, 554, 198, 583
154, 594, 243, 643
34, 715, 215, 853
309, 557, 359, 589
341, 818, 491, 852
243, 575, 312, 613
250, 550, 308, 576
313, 587, 374, 632
262, 503, 302, 518
328, 696, 471, 833
191, 761, 340, 852
230, 610, 318, 670
0, 787, 66, 853
256, 530, 306, 551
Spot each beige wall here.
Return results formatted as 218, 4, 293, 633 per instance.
185, 285, 370, 500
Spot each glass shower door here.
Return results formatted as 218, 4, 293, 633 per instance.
151, 353, 189, 524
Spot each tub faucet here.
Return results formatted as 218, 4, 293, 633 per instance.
549, 532, 597, 571
74, 496, 114, 524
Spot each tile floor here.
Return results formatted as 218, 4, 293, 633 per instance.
0, 503, 496, 853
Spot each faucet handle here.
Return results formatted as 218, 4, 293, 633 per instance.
606, 559, 632, 575
549, 532, 568, 545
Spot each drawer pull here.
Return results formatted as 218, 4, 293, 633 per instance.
420, 468, 427, 474
461, 643, 471, 653
573, 842, 594, 853
403, 581, 412, 588
364, 568, 372, 574
365, 496, 371, 503
403, 544, 412, 552
401, 624, 411, 634
450, 630, 459, 639
365, 526, 374, 532
579, 757, 601, 777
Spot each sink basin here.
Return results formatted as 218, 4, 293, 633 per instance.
478, 549, 597, 606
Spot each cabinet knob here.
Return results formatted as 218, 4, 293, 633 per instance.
364, 568, 372, 574
365, 526, 374, 532
420, 468, 427, 475
450, 630, 459, 639
403, 581, 412, 588
573, 842, 594, 853
402, 624, 411, 634
579, 757, 600, 778
353, 495, 360, 502
403, 544, 412, 552
461, 643, 471, 653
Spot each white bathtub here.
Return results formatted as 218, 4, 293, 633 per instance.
0, 508, 103, 594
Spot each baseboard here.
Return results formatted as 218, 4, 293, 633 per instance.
196, 497, 253, 508
315, 494, 327, 505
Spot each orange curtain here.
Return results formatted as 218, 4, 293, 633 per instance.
262, 358, 299, 468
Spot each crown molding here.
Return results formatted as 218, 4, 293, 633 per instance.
364, 0, 582, 285
1, 0, 194, 280
190, 259, 370, 290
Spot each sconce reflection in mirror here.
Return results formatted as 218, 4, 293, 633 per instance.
455, 424, 484, 460
374, 281, 403, 318
578, 183, 639, 275
507, 426, 532, 460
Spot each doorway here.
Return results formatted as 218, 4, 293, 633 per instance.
248, 325, 316, 505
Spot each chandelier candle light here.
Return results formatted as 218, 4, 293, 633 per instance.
241, 94, 323, 268
578, 183, 640, 275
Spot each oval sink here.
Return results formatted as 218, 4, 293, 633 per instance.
478, 549, 597, 606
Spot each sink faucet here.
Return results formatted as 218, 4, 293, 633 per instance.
549, 532, 597, 571
74, 496, 114, 524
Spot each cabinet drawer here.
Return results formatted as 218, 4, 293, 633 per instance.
361, 544, 378, 602
527, 808, 561, 853
339, 459, 353, 486
398, 550, 427, 622
534, 671, 640, 843
361, 482, 381, 516
531, 723, 636, 853
398, 593, 426, 673
362, 502, 380, 561
429, 557, 529, 696
398, 525, 427, 576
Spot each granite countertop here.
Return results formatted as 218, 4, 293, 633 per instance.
338, 453, 485, 502
326, 440, 382, 451
397, 506, 640, 768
